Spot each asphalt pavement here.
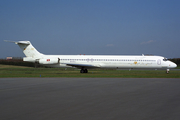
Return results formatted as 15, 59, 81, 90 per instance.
0, 78, 180, 120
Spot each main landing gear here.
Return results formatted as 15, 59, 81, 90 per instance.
80, 68, 88, 73
166, 69, 169, 74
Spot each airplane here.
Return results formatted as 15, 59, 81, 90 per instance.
4, 40, 177, 73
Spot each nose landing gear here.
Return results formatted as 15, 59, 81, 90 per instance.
166, 69, 169, 74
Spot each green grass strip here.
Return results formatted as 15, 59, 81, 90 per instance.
0, 66, 179, 78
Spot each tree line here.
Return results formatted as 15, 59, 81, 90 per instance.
0, 58, 35, 67
168, 58, 180, 67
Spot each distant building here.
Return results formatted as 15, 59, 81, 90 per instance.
6, 57, 12, 60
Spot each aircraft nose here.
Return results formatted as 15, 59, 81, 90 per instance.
173, 63, 177, 68
170, 62, 177, 68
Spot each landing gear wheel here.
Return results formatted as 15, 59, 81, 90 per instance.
84, 69, 88, 73
80, 69, 88, 73
166, 69, 169, 74
80, 69, 84, 73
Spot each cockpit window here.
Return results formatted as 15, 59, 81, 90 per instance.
163, 58, 168, 61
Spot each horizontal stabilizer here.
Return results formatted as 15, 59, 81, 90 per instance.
4, 40, 30, 45
4, 40, 16, 43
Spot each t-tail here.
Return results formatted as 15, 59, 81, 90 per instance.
4, 40, 44, 62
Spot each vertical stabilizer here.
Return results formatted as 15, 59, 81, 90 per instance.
4, 40, 44, 58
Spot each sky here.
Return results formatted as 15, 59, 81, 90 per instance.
0, 0, 180, 59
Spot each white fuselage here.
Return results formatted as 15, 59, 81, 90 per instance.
5, 40, 177, 72
38, 55, 177, 69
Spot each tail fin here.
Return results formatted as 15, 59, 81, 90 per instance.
4, 40, 44, 58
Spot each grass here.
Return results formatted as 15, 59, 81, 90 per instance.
0, 64, 180, 78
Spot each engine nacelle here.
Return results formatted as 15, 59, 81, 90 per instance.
23, 57, 36, 63
38, 58, 60, 64
23, 57, 60, 65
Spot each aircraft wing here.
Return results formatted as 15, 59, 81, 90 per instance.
65, 63, 100, 69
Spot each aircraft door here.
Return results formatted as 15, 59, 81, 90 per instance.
157, 59, 161, 65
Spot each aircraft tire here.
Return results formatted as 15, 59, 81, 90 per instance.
80, 69, 84, 73
80, 69, 88, 73
85, 69, 88, 73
